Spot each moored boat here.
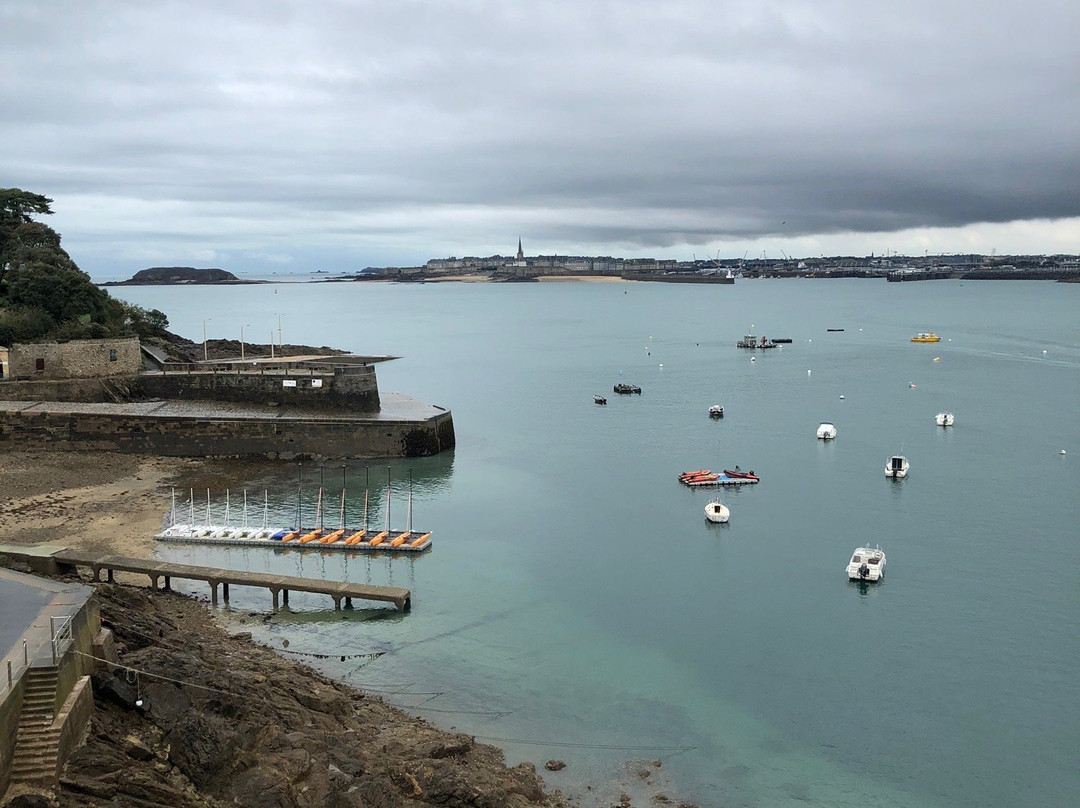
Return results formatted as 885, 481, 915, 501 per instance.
885, 455, 909, 478
722, 467, 758, 480
846, 546, 886, 581
704, 499, 730, 523
935, 412, 954, 426
709, 405, 724, 418
614, 383, 642, 394
816, 422, 837, 440
594, 395, 607, 405
736, 334, 776, 349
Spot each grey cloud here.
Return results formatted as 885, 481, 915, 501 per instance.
2, 0, 1078, 274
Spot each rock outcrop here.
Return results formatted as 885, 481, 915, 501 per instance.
54, 584, 575, 808
102, 267, 257, 285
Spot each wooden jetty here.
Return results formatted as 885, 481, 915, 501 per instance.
53, 550, 411, 612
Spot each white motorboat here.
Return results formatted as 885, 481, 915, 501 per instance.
709, 405, 724, 418
936, 412, 954, 427
816, 422, 837, 440
846, 546, 886, 581
885, 455, 909, 478
704, 499, 730, 523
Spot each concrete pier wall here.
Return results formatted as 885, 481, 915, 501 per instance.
0, 365, 381, 412
0, 406, 455, 459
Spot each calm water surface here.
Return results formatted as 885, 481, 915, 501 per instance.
114, 279, 1080, 808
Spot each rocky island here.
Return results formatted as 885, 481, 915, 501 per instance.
101, 267, 264, 285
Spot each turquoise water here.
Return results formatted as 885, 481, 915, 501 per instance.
115, 280, 1080, 808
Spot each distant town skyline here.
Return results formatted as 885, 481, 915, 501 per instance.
4, 1, 1078, 278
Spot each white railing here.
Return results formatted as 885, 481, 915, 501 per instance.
50, 615, 74, 665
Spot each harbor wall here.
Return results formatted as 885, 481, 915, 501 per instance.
0, 407, 455, 459
9, 338, 142, 379
0, 677, 21, 797
0, 365, 381, 412
135, 366, 380, 411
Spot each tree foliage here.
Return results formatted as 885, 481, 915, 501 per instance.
0, 187, 141, 346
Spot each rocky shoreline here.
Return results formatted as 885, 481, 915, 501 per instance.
30, 582, 576, 808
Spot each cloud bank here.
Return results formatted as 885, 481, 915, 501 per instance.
2, 0, 1078, 275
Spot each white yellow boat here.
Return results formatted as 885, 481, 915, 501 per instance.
911, 332, 941, 343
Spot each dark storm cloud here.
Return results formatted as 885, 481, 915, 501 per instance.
1, 0, 1077, 272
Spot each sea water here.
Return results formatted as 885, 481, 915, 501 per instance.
113, 279, 1080, 808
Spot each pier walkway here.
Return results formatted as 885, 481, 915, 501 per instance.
52, 550, 411, 612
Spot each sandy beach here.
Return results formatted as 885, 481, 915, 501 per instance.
0, 451, 183, 556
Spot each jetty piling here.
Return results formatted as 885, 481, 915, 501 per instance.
53, 550, 411, 612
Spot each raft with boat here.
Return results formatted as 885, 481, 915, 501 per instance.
678, 468, 760, 487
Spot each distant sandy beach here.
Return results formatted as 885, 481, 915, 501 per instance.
535, 275, 626, 282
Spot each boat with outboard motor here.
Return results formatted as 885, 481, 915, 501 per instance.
709, 405, 724, 418
816, 422, 837, 440
722, 467, 758, 480
936, 412, 954, 426
885, 455, 909, 478
846, 546, 886, 581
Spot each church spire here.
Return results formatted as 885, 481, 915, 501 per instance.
516, 237, 524, 261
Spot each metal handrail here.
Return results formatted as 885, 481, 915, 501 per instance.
50, 615, 74, 665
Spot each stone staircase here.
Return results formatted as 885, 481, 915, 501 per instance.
9, 667, 61, 788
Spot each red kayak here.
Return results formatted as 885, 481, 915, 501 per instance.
723, 468, 758, 480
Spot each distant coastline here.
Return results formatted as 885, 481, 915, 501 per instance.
99, 258, 1080, 286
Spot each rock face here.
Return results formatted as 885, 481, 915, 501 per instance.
105, 267, 250, 285
55, 585, 575, 808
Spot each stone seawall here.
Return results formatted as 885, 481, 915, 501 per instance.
0, 399, 455, 459
136, 367, 380, 411
0, 366, 380, 412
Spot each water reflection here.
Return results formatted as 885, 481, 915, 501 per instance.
169, 450, 455, 533
848, 579, 883, 598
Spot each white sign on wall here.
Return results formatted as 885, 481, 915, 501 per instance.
311, 379, 323, 388
282, 379, 297, 388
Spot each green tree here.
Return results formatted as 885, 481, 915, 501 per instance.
0, 187, 132, 346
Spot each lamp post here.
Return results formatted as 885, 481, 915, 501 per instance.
277, 314, 284, 356
202, 318, 211, 361
240, 324, 250, 360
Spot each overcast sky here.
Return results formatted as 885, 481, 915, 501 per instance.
2, 0, 1078, 277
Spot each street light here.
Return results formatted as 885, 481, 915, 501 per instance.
202, 319, 211, 361
240, 324, 250, 360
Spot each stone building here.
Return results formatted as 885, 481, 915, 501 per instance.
9, 338, 142, 380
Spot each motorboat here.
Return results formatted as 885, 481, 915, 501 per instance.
704, 499, 730, 523
613, 383, 641, 394
911, 332, 941, 343
846, 546, 886, 581
594, 395, 607, 405
737, 334, 776, 349
885, 455, 909, 478
816, 422, 837, 440
722, 467, 758, 480
709, 405, 724, 418
935, 412, 954, 426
